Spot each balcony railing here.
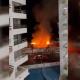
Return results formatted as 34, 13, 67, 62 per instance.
13, 2, 26, 14
14, 7, 26, 14
14, 34, 27, 45
14, 48, 28, 61
14, 25, 26, 29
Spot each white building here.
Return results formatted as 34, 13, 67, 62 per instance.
9, 0, 29, 80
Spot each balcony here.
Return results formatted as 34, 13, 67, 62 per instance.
12, 0, 26, 5
13, 28, 27, 35
15, 66, 29, 80
14, 6, 26, 14
12, 12, 26, 19
14, 25, 27, 29
14, 42, 28, 52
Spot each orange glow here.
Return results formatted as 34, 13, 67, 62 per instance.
31, 23, 51, 48
68, 42, 77, 54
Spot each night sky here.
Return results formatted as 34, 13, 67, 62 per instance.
68, 0, 80, 40
0, 0, 9, 6
26, 0, 59, 42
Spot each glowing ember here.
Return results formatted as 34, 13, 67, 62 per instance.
46, 41, 50, 45
31, 42, 36, 45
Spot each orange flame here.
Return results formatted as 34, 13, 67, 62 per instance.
31, 23, 51, 48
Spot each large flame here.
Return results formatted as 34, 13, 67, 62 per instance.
31, 3, 53, 48
31, 23, 51, 48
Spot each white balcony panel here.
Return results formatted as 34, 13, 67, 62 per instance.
16, 68, 29, 80
0, 45, 9, 60
12, 13, 26, 19
15, 55, 28, 67
0, 14, 9, 27
12, 0, 26, 5
1, 76, 10, 80
13, 28, 27, 35
28, 62, 60, 69
13, 42, 28, 52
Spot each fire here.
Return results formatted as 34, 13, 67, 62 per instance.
31, 4, 52, 48
31, 23, 51, 48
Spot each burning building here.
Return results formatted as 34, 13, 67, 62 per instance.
26, 0, 59, 63
9, 0, 29, 80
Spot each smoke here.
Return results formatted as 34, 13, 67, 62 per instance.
33, 0, 58, 30
43, 0, 58, 19
31, 0, 58, 48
